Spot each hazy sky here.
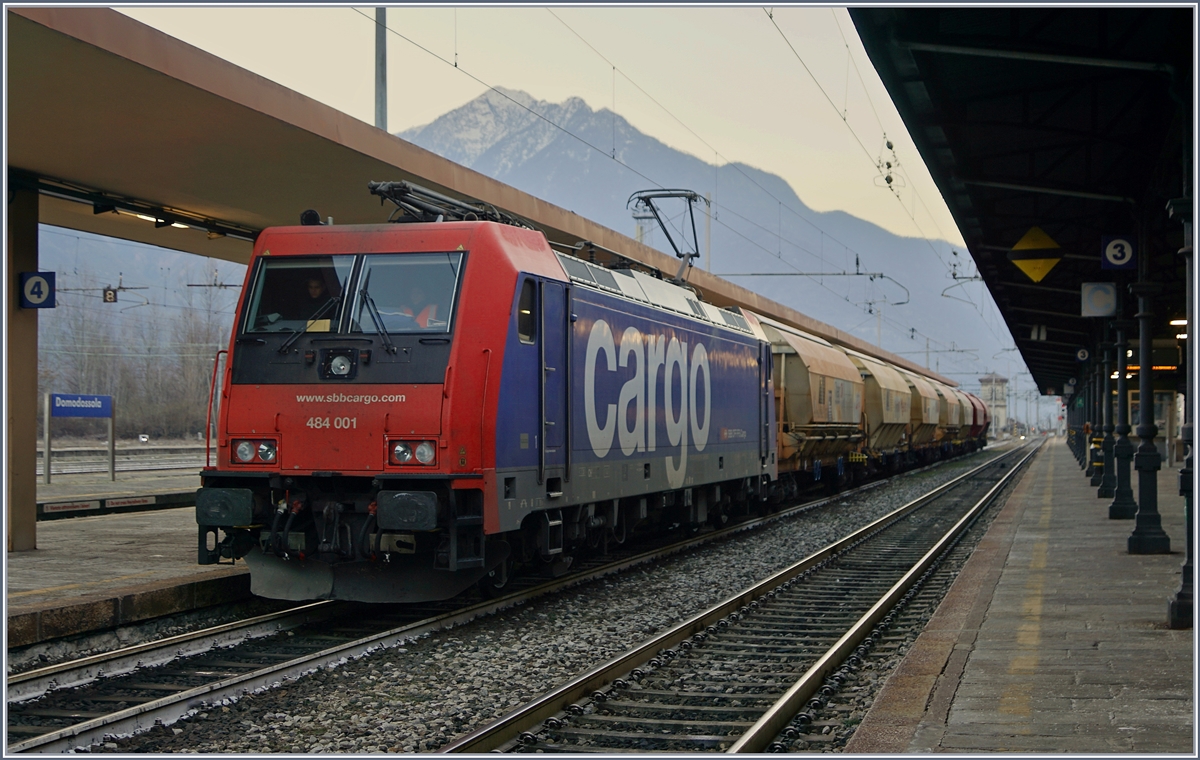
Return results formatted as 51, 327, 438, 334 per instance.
118, 5, 967, 248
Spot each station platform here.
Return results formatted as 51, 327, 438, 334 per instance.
8, 470, 251, 649
847, 440, 1194, 753
35, 467, 200, 520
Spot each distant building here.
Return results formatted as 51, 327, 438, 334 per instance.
979, 373, 1008, 436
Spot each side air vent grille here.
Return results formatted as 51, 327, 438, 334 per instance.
553, 253, 751, 334
557, 254, 595, 284
722, 311, 751, 332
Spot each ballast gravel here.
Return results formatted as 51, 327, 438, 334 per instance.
83, 451, 1008, 754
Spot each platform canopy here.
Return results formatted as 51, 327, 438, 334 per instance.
851, 7, 1192, 396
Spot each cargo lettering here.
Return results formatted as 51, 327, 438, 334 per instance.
585, 319, 711, 489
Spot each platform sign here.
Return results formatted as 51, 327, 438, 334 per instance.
50, 394, 112, 418
1081, 282, 1117, 317
43, 500, 101, 514
44, 393, 116, 484
19, 272, 55, 308
1101, 236, 1136, 270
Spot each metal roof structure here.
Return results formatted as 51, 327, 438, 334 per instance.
851, 7, 1193, 396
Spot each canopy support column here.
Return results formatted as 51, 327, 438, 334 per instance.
7, 180, 39, 551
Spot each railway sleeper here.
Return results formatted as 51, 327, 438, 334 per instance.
607, 688, 778, 704
536, 725, 744, 750
597, 702, 771, 718
555, 714, 756, 733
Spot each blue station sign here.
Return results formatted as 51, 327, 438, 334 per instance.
19, 272, 56, 309
50, 393, 113, 418
1100, 236, 1137, 270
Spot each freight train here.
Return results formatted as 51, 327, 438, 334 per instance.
196, 182, 989, 603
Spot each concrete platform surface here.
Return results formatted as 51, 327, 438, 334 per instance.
847, 441, 1194, 754
7, 506, 249, 648
35, 469, 202, 521
36, 469, 201, 504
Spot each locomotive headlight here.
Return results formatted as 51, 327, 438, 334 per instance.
234, 440, 256, 463
415, 441, 436, 465
258, 441, 277, 462
391, 442, 413, 464
329, 354, 352, 376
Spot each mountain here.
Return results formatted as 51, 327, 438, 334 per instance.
399, 88, 1012, 386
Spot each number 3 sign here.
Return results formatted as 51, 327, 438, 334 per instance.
1101, 236, 1136, 270
19, 272, 56, 309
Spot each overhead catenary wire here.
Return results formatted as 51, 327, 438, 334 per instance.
547, 8, 889, 278
364, 7, 1009, 368
354, 7, 666, 192
542, 8, 916, 295
760, 13, 1016, 347
369, 7, 862, 292
549, 10, 996, 345
764, 8, 962, 272
40, 347, 225, 358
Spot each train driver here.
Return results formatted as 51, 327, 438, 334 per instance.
305, 276, 328, 304
401, 283, 438, 329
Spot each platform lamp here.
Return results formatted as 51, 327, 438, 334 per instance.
1082, 364, 1092, 472
1126, 235, 1170, 553
1167, 196, 1192, 628
1109, 316, 1138, 519
1097, 321, 1116, 499
1088, 359, 1104, 486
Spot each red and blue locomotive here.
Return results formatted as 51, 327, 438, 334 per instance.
197, 183, 777, 602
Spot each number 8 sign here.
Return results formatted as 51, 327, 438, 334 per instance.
1101, 236, 1136, 270
19, 272, 56, 309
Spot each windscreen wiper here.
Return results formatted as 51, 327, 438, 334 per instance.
278, 296, 340, 354
359, 287, 398, 354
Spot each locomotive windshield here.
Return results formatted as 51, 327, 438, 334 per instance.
350, 252, 464, 334
243, 256, 355, 333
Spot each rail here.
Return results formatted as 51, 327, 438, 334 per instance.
438, 442, 1038, 752
8, 448, 1018, 752
6, 457, 917, 752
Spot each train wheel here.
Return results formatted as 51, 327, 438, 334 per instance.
611, 513, 628, 544
538, 553, 574, 578
709, 506, 729, 529
478, 556, 517, 599
587, 525, 604, 550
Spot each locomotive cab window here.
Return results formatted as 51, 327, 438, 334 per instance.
350, 252, 464, 334
243, 256, 354, 333
517, 279, 536, 344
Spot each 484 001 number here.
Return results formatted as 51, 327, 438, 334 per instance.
306, 416, 357, 429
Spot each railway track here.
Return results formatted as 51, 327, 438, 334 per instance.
439, 441, 1039, 753
6, 449, 1016, 754
36, 454, 205, 477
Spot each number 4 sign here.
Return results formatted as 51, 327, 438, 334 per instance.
1101, 236, 1137, 270
19, 272, 56, 308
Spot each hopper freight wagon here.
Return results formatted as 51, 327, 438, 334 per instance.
757, 315, 990, 495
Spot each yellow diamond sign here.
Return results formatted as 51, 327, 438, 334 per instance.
1007, 226, 1062, 282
